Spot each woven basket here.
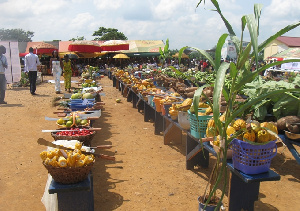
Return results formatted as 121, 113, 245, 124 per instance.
51, 126, 96, 146
43, 161, 94, 184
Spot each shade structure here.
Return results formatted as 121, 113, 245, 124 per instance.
113, 53, 130, 59
101, 40, 129, 51
68, 41, 101, 53
59, 52, 79, 59
172, 52, 189, 59
32, 42, 58, 55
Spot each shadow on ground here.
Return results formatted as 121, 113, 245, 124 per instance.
91, 110, 125, 210
0, 103, 23, 107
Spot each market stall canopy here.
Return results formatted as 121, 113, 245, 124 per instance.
172, 52, 189, 59
19, 41, 59, 57
121, 40, 164, 57
68, 40, 102, 53
113, 53, 130, 59
32, 42, 58, 54
100, 40, 129, 51
58, 52, 79, 59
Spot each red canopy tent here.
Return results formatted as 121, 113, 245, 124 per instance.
100, 40, 129, 51
68, 41, 101, 53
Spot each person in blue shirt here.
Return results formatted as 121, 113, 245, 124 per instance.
0, 45, 8, 104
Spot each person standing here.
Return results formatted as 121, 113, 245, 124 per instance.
50, 50, 63, 94
62, 54, 72, 93
0, 45, 8, 104
25, 47, 41, 95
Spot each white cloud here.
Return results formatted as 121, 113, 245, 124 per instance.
93, 0, 123, 10
264, 0, 300, 18
153, 0, 185, 21
0, 0, 299, 50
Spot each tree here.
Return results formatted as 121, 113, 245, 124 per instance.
69, 36, 86, 41
92, 27, 128, 40
0, 28, 34, 42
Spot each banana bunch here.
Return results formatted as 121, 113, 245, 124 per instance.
169, 104, 179, 119
40, 142, 95, 168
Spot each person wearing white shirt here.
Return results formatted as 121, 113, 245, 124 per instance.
0, 45, 8, 104
25, 47, 41, 95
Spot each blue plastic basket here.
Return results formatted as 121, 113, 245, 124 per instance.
231, 138, 277, 174
188, 110, 212, 139
70, 99, 95, 103
69, 101, 94, 111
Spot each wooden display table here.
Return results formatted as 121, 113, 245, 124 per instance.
48, 173, 94, 211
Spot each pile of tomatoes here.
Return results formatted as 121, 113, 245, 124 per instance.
56, 128, 94, 136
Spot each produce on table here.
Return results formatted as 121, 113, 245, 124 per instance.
169, 104, 179, 120
71, 93, 82, 99
232, 119, 247, 131
55, 127, 94, 136
243, 130, 256, 142
40, 142, 95, 168
277, 116, 300, 134
210, 118, 279, 147
82, 93, 94, 99
56, 112, 90, 127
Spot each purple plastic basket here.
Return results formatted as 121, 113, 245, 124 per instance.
231, 138, 277, 174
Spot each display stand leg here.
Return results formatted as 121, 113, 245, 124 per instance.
154, 111, 164, 135
228, 173, 259, 211
186, 135, 209, 170
163, 118, 182, 144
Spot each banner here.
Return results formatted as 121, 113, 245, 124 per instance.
0, 41, 21, 83
281, 58, 300, 71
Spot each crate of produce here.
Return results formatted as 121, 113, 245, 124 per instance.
51, 127, 95, 146
231, 138, 277, 174
188, 110, 211, 139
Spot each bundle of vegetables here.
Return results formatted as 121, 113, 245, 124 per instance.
242, 75, 300, 121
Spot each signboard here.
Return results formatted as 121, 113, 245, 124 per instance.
0, 41, 21, 83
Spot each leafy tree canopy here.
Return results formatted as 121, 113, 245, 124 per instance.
69, 36, 85, 41
92, 27, 127, 40
0, 28, 34, 42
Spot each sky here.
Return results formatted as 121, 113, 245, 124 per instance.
1, 0, 299, 50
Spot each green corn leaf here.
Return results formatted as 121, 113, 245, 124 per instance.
229, 62, 238, 78
230, 35, 241, 55
191, 47, 215, 69
164, 38, 169, 53
213, 62, 230, 131
255, 22, 300, 55
211, 0, 236, 36
215, 34, 228, 70
193, 86, 208, 120
178, 46, 188, 64
237, 42, 252, 70
245, 14, 259, 68
241, 16, 247, 32
254, 4, 263, 35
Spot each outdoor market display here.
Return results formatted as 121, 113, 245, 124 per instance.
39, 140, 95, 184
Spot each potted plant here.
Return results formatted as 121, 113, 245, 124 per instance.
170, 0, 300, 209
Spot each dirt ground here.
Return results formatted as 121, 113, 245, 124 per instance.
0, 75, 299, 211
